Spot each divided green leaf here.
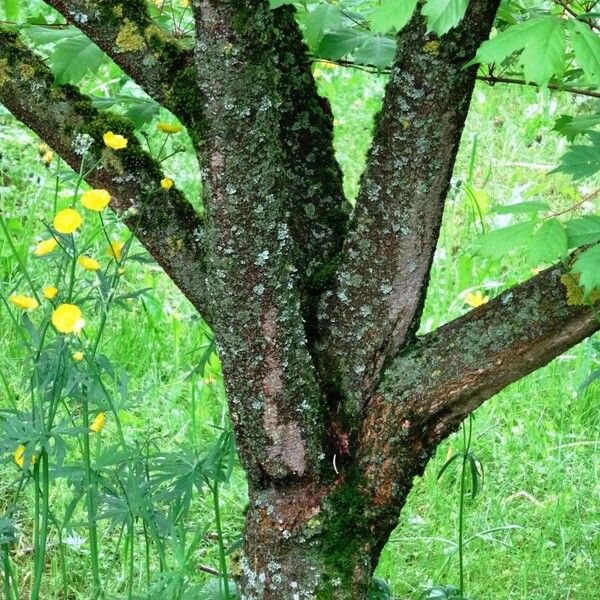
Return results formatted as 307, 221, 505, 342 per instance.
572, 244, 600, 296
370, 0, 419, 34
422, 0, 469, 36
470, 16, 566, 85
526, 218, 568, 266
569, 19, 600, 82
554, 131, 600, 180
565, 215, 600, 247
477, 221, 535, 258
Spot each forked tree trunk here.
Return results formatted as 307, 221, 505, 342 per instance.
1, 1, 599, 598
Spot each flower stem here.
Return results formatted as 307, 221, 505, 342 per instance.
212, 480, 231, 600
82, 399, 101, 597
30, 451, 49, 600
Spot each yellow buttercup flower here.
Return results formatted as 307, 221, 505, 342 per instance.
14, 445, 25, 468
81, 189, 110, 211
465, 291, 489, 308
160, 177, 174, 190
42, 150, 54, 165
78, 256, 101, 271
9, 294, 39, 310
52, 304, 85, 334
14, 445, 37, 468
34, 238, 58, 257
181, 0, 190, 7
43, 286, 58, 300
54, 208, 82, 234
103, 131, 128, 150
157, 122, 182, 134
72, 351, 84, 361
108, 241, 125, 261
90, 412, 106, 433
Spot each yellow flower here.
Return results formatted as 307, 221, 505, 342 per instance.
52, 304, 85, 334
42, 150, 54, 165
107, 241, 125, 261
103, 131, 128, 150
54, 208, 82, 234
181, 0, 190, 7
33, 238, 58, 257
160, 177, 174, 190
81, 189, 110, 211
90, 412, 106, 433
465, 291, 489, 308
157, 122, 182, 134
9, 294, 39, 310
78, 256, 101, 271
37, 143, 50, 155
43, 286, 58, 300
14, 445, 25, 468
72, 351, 84, 361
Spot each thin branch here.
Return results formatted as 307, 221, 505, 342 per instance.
316, 57, 600, 100
315, 0, 502, 417
356, 259, 599, 512
0, 27, 208, 315
272, 6, 349, 323
478, 74, 600, 100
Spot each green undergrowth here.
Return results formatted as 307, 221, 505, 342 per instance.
0, 60, 598, 600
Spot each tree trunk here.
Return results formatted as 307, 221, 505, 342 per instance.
1, 2, 599, 599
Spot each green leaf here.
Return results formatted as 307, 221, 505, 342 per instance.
572, 244, 600, 296
318, 29, 370, 60
270, 0, 294, 8
492, 201, 550, 214
370, 0, 418, 34
303, 3, 345, 48
554, 113, 600, 142
553, 131, 600, 180
422, 0, 468, 36
24, 24, 80, 45
470, 16, 566, 85
353, 35, 397, 69
477, 221, 535, 258
569, 19, 600, 82
526, 218, 568, 265
4, 0, 18, 20
50, 35, 105, 84
565, 215, 600, 247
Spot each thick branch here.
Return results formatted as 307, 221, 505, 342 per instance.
42, 0, 203, 129
272, 6, 349, 314
0, 27, 207, 313
191, 0, 326, 483
356, 263, 599, 518
316, 0, 501, 415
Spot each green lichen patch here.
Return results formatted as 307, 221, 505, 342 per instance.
115, 18, 146, 53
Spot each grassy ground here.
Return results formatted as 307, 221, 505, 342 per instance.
0, 63, 599, 599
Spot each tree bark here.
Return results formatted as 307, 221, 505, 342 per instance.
1, 2, 599, 598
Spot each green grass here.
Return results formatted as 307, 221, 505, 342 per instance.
0, 63, 599, 600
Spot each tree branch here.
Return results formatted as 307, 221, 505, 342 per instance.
316, 0, 502, 415
272, 6, 350, 319
42, 0, 202, 129
191, 0, 326, 483
356, 262, 599, 516
0, 27, 208, 314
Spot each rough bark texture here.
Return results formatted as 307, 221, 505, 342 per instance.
1, 2, 599, 598
315, 0, 502, 416
190, 0, 327, 482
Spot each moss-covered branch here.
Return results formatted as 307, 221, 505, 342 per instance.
43, 0, 203, 130
315, 0, 501, 416
271, 6, 349, 320
355, 262, 599, 526
0, 26, 208, 314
